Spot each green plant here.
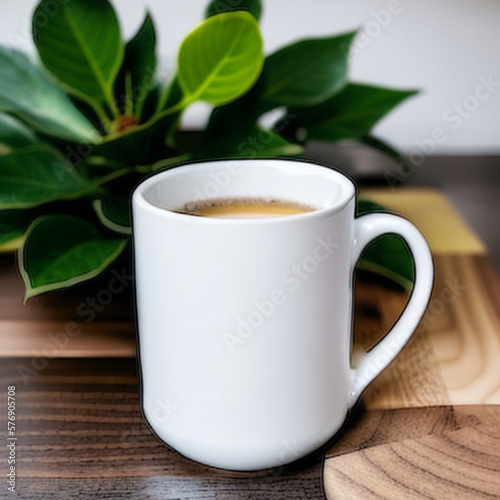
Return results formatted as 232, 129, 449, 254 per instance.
0, 0, 416, 302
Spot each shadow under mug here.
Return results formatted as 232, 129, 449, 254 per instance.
132, 159, 433, 471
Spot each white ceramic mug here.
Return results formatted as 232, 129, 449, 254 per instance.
132, 159, 433, 471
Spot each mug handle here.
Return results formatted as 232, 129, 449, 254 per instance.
347, 213, 434, 407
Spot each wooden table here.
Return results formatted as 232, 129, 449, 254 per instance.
1, 189, 500, 499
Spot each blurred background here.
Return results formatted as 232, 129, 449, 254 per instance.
2, 0, 500, 153
1, 0, 499, 264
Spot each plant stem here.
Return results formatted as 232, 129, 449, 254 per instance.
139, 97, 191, 131
95, 155, 191, 186
98, 97, 191, 144
106, 89, 121, 120
135, 154, 191, 174
155, 98, 191, 121
125, 72, 134, 117
92, 101, 113, 131
96, 167, 135, 185
86, 156, 125, 168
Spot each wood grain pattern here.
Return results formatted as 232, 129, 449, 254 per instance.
2, 356, 499, 499
0, 253, 136, 357
322, 253, 500, 498
357, 255, 500, 409
352, 275, 450, 410
0, 358, 324, 499
324, 406, 500, 499
429, 255, 500, 404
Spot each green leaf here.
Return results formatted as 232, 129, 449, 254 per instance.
356, 199, 386, 216
205, 0, 262, 21
0, 210, 33, 252
232, 126, 304, 158
0, 47, 99, 142
116, 12, 157, 117
177, 11, 264, 106
199, 102, 255, 158
258, 31, 356, 111
20, 215, 128, 301
285, 83, 417, 142
0, 146, 100, 209
356, 199, 414, 291
33, 0, 124, 113
0, 114, 38, 153
199, 124, 303, 159
198, 75, 264, 158
92, 196, 131, 235
135, 154, 192, 175
358, 235, 415, 292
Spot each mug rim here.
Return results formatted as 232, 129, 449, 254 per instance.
132, 158, 357, 225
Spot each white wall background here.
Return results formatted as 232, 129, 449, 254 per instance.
1, 0, 499, 154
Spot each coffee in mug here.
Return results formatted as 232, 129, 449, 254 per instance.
177, 197, 315, 219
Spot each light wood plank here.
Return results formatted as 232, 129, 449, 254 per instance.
324, 406, 500, 500
357, 255, 500, 409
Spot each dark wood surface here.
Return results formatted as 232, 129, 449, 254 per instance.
0, 357, 325, 500
2, 357, 500, 499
